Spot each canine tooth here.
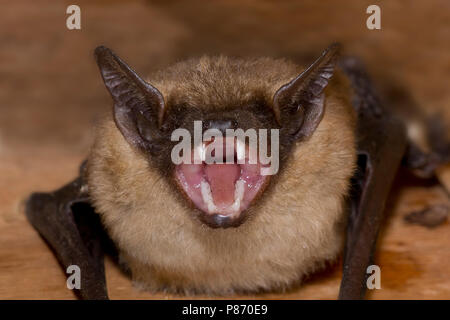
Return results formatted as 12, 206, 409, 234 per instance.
194, 143, 206, 163
201, 180, 216, 212
231, 179, 245, 212
236, 138, 246, 164
235, 179, 245, 201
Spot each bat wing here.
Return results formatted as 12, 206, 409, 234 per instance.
25, 161, 109, 300
337, 58, 408, 299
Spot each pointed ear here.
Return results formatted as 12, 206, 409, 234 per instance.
94, 46, 165, 154
273, 43, 340, 139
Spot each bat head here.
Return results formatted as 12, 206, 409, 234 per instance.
94, 44, 339, 228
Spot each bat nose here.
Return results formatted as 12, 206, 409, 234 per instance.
204, 119, 237, 134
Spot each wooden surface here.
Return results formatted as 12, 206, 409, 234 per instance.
0, 0, 449, 299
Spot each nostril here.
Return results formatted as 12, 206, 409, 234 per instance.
207, 119, 235, 134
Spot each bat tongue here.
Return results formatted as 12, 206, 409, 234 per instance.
204, 163, 240, 208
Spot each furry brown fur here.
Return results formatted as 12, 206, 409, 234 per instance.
87, 56, 357, 294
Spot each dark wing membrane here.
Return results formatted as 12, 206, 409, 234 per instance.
26, 162, 109, 300
338, 57, 408, 299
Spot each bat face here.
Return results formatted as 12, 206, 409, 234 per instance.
88, 45, 358, 293
94, 46, 341, 229
127, 92, 282, 227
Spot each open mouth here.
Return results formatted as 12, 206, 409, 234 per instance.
174, 137, 270, 227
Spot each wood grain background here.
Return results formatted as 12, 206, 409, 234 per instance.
0, 0, 449, 299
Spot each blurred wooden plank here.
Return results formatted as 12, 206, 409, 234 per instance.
437, 164, 450, 194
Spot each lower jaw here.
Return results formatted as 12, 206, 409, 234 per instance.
199, 178, 245, 217
193, 176, 262, 228
197, 209, 249, 228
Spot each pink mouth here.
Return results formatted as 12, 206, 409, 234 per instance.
174, 137, 270, 219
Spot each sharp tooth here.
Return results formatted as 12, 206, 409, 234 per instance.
201, 180, 216, 212
235, 179, 245, 201
236, 138, 246, 164
194, 143, 206, 164
231, 179, 245, 212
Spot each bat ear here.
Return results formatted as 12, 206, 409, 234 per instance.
94, 46, 165, 153
273, 43, 340, 139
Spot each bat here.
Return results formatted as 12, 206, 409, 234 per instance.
25, 43, 449, 300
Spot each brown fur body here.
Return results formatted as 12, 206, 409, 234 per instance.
87, 56, 357, 294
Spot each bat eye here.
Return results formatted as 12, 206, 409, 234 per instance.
136, 112, 154, 142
